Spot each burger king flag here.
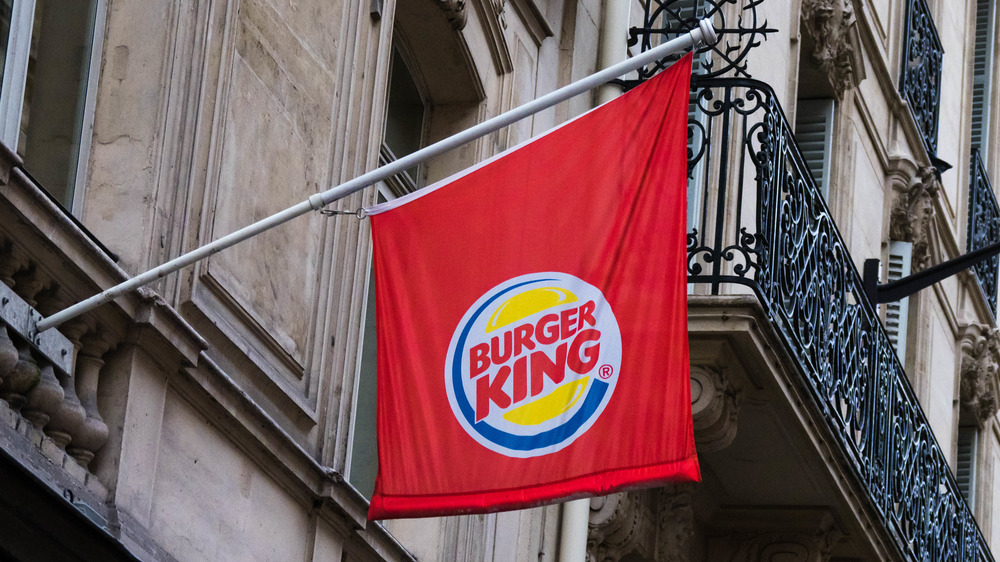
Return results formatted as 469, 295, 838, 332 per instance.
367, 53, 699, 520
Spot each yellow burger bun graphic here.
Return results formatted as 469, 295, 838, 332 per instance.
502, 377, 588, 425
486, 287, 578, 333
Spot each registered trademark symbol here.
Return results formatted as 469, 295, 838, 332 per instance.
599, 365, 613, 379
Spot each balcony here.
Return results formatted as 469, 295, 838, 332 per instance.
683, 75, 992, 561
615, 0, 993, 558
968, 149, 999, 318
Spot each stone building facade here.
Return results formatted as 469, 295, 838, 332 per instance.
0, 0, 998, 560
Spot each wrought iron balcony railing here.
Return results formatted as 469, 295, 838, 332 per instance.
684, 75, 992, 562
900, 0, 944, 161
968, 149, 1000, 317
631, 1, 989, 558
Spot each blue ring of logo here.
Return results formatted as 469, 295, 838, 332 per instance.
450, 278, 609, 452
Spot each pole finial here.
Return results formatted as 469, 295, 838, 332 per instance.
695, 18, 719, 48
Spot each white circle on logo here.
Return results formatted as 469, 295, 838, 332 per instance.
445, 272, 622, 457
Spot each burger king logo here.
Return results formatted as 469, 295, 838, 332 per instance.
445, 272, 621, 457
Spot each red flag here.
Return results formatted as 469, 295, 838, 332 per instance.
367, 54, 698, 520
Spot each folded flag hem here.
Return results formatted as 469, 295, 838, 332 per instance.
369, 453, 700, 520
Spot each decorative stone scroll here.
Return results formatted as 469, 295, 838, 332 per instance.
588, 491, 655, 562
437, 0, 468, 30
960, 324, 1000, 426
655, 484, 696, 562
889, 165, 941, 272
800, 0, 866, 98
726, 511, 841, 562
691, 364, 741, 452
587, 484, 700, 562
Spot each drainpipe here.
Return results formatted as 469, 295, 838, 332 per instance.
558, 3, 632, 561
596, 0, 631, 106
559, 498, 591, 561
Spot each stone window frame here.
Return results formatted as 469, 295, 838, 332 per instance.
346, 2, 487, 497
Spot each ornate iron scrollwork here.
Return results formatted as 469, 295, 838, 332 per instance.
968, 149, 1000, 318
900, 0, 944, 158
628, 0, 776, 80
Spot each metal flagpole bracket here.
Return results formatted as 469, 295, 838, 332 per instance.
864, 238, 1000, 305
33, 18, 718, 334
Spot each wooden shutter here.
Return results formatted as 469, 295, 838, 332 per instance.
972, 0, 995, 153
885, 241, 912, 363
957, 426, 978, 510
795, 99, 835, 197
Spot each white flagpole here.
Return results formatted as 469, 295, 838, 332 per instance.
34, 19, 717, 333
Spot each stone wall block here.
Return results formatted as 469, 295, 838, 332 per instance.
0, 342, 41, 410
22, 362, 65, 428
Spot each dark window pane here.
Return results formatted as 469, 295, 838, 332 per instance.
19, 0, 98, 210
383, 49, 424, 187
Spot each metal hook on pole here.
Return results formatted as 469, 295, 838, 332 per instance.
320, 208, 368, 219
33, 19, 718, 334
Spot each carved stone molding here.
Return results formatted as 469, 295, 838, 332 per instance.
729, 533, 831, 562
470, 0, 512, 73
588, 485, 699, 562
724, 510, 841, 562
691, 364, 741, 452
437, 0, 467, 30
588, 491, 655, 562
889, 166, 941, 271
800, 0, 866, 98
655, 483, 696, 562
960, 324, 1000, 426
489, 0, 507, 29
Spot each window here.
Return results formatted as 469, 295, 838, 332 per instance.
348, 48, 427, 499
795, 99, 835, 197
0, 0, 103, 212
349, 259, 381, 498
884, 241, 912, 363
381, 48, 426, 195
971, 0, 995, 154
